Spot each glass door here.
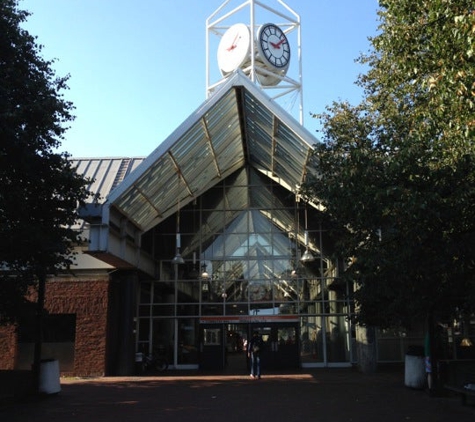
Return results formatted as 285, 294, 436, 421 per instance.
199, 324, 226, 370
250, 323, 300, 370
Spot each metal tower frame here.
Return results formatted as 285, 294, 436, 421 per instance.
206, 0, 304, 124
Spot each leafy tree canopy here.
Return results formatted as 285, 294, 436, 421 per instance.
0, 0, 92, 324
306, 0, 475, 329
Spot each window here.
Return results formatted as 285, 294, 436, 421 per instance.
18, 314, 76, 343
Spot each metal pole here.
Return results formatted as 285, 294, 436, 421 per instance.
174, 263, 178, 368
222, 291, 227, 368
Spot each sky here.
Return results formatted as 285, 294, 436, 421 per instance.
19, 0, 380, 158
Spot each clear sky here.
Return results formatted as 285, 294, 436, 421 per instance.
19, 0, 380, 158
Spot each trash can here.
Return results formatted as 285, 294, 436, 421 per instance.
404, 345, 426, 389
39, 359, 61, 394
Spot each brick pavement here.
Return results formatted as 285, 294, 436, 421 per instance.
1, 367, 474, 422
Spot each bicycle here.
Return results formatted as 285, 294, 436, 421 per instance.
141, 351, 168, 374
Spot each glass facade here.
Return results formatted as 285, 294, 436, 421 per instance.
137, 166, 355, 369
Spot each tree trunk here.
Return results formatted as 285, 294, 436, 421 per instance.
32, 270, 46, 394
356, 325, 377, 373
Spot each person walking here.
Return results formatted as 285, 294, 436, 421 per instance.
248, 331, 262, 379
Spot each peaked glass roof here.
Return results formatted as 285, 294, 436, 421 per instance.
107, 72, 318, 232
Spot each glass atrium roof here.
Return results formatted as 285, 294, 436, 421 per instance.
107, 71, 318, 233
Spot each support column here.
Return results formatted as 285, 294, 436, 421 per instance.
113, 272, 138, 375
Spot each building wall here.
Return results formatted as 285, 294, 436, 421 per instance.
47, 275, 111, 377
0, 324, 17, 370
0, 273, 111, 377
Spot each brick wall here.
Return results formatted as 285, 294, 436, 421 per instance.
0, 273, 111, 377
0, 325, 17, 370
45, 275, 110, 377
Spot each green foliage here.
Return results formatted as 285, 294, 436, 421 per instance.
0, 0, 92, 324
307, 0, 475, 328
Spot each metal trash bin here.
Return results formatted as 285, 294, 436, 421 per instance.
404, 346, 426, 389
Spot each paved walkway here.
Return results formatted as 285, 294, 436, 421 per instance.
1, 367, 474, 422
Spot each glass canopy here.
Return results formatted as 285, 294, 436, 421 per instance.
107, 71, 319, 234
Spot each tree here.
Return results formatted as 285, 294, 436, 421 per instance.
0, 0, 92, 384
306, 0, 475, 331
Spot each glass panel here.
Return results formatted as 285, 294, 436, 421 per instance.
152, 282, 165, 303
201, 304, 222, 316
278, 326, 296, 345
138, 318, 150, 342
248, 281, 272, 302
225, 303, 248, 316
326, 315, 350, 363
300, 316, 322, 363
273, 277, 299, 301
275, 301, 297, 315
151, 305, 175, 316
177, 281, 201, 304
176, 304, 199, 317
178, 318, 198, 364
203, 328, 222, 345
140, 282, 151, 303
222, 279, 248, 303
250, 302, 276, 315
140, 165, 354, 366
139, 305, 151, 317
151, 319, 174, 364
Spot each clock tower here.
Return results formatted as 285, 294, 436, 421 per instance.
206, 0, 303, 124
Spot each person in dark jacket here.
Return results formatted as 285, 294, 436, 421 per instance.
248, 331, 262, 379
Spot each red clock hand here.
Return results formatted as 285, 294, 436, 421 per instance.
227, 32, 240, 51
270, 38, 286, 49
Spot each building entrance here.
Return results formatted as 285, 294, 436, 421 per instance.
199, 320, 300, 372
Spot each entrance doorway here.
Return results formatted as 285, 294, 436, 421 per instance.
199, 322, 300, 372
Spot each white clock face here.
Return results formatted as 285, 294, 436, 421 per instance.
217, 23, 251, 75
257, 23, 291, 69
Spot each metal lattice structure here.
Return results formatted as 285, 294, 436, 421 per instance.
206, 0, 303, 124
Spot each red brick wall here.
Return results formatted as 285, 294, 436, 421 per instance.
45, 276, 110, 377
0, 325, 17, 370
0, 274, 111, 377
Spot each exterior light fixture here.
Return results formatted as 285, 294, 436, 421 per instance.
172, 231, 185, 265
300, 247, 315, 263
172, 252, 185, 265
172, 172, 185, 265
201, 263, 209, 280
